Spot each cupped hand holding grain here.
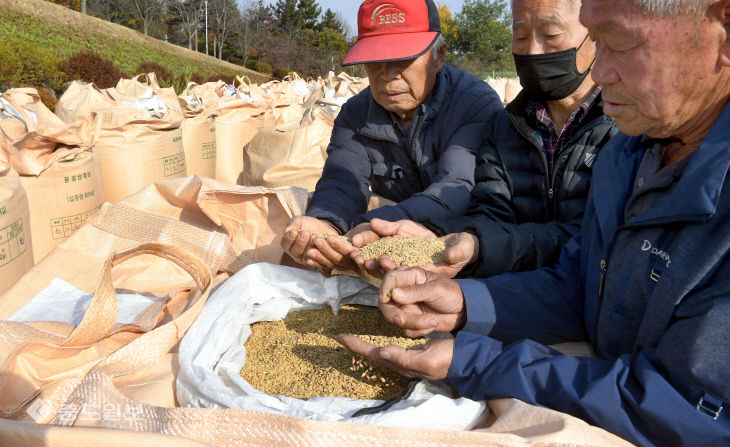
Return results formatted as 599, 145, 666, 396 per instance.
350, 219, 438, 273
336, 335, 454, 381
380, 267, 467, 337
281, 216, 343, 269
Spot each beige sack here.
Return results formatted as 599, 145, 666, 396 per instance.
0, 88, 105, 262
505, 78, 523, 104
214, 100, 272, 184
56, 78, 187, 203
240, 93, 334, 191
0, 168, 33, 296
181, 115, 217, 178
20, 151, 104, 263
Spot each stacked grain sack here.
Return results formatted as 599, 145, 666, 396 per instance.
214, 73, 319, 184
0, 88, 104, 264
485, 77, 522, 104
55, 73, 187, 203
179, 81, 227, 178
240, 72, 369, 191
0, 166, 32, 295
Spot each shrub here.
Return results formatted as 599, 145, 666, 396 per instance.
254, 61, 273, 74
244, 59, 258, 71
273, 68, 297, 79
59, 51, 125, 89
0, 38, 66, 93
136, 61, 174, 87
18, 85, 58, 112
207, 74, 235, 85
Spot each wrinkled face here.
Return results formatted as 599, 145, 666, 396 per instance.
512, 0, 595, 73
364, 45, 445, 118
580, 0, 723, 137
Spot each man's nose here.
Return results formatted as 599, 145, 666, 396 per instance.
591, 47, 619, 86
380, 62, 404, 80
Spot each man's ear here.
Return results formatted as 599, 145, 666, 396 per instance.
435, 42, 447, 70
718, 0, 730, 66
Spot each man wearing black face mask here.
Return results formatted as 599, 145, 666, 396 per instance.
352, 0, 618, 280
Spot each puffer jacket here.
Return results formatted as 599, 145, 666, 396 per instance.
306, 64, 504, 234
445, 100, 730, 447
423, 89, 617, 277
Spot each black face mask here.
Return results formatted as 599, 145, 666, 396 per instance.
513, 34, 593, 102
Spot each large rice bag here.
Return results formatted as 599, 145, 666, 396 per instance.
55, 75, 187, 203
0, 167, 32, 295
0, 88, 104, 262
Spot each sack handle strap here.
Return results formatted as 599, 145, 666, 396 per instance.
64, 243, 212, 347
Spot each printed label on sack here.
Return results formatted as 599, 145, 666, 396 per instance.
49, 206, 101, 240
63, 170, 93, 184
0, 218, 27, 267
160, 152, 186, 177
202, 142, 217, 160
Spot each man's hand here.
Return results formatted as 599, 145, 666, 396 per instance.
281, 216, 356, 270
336, 335, 454, 381
350, 219, 438, 272
423, 232, 479, 278
379, 267, 466, 337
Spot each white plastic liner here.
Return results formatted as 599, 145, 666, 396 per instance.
176, 263, 486, 430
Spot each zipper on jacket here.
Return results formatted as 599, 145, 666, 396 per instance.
408, 109, 427, 188
598, 259, 607, 297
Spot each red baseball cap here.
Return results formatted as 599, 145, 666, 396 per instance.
342, 0, 442, 66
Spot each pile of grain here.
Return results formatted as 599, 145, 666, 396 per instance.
310, 231, 350, 242
360, 237, 446, 266
239, 305, 424, 400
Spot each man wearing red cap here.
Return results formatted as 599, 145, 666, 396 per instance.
281, 0, 503, 271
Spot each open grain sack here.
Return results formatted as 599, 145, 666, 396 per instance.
0, 167, 32, 296
213, 79, 274, 184
0, 175, 309, 320
179, 81, 227, 178
55, 74, 187, 203
239, 86, 336, 191
177, 263, 485, 429
0, 88, 104, 263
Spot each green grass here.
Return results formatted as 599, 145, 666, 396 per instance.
0, 5, 266, 93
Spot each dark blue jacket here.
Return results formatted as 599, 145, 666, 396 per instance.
306, 65, 504, 234
423, 90, 617, 277
445, 102, 730, 447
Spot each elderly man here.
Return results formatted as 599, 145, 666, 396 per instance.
355, 0, 617, 280
281, 0, 503, 271
339, 0, 730, 445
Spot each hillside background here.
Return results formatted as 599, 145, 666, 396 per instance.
0, 0, 515, 107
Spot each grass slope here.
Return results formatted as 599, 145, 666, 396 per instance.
0, 0, 269, 91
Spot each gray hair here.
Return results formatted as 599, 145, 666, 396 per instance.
628, 0, 712, 16
432, 35, 447, 62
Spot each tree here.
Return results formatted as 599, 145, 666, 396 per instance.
450, 0, 513, 73
297, 0, 320, 30
272, 0, 299, 37
208, 0, 239, 59
130, 0, 164, 36
169, 0, 203, 50
318, 8, 343, 34
437, 2, 457, 43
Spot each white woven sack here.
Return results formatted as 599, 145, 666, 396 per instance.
177, 263, 486, 430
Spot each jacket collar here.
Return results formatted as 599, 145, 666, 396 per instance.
505, 88, 610, 150
633, 101, 730, 223
359, 68, 446, 142
593, 100, 730, 233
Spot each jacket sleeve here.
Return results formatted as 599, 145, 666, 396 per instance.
444, 304, 730, 447
447, 222, 730, 447
306, 109, 372, 234
357, 90, 503, 226
424, 133, 580, 277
